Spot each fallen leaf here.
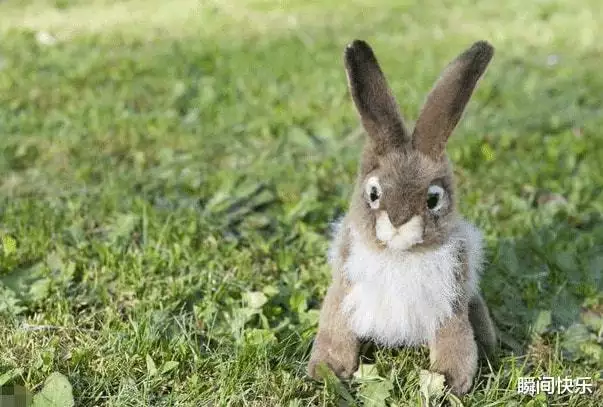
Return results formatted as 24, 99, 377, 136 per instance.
0, 367, 23, 386
532, 309, 552, 335
419, 369, 446, 401
561, 323, 591, 359
353, 363, 381, 381
146, 354, 158, 376
581, 308, 603, 333
32, 372, 74, 407
243, 291, 268, 309
359, 379, 393, 407
160, 361, 179, 375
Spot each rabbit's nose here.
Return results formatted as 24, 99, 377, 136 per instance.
388, 210, 413, 228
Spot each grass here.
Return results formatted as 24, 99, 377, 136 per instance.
0, 0, 602, 405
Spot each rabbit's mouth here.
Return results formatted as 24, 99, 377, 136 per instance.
375, 211, 424, 251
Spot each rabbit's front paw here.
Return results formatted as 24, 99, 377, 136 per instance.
307, 335, 359, 380
307, 353, 357, 380
431, 340, 478, 396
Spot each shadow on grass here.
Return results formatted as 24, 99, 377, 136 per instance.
483, 211, 602, 361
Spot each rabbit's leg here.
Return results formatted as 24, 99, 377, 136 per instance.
429, 305, 478, 396
469, 293, 497, 359
308, 279, 360, 380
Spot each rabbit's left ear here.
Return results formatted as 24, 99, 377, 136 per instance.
412, 41, 494, 160
344, 40, 410, 154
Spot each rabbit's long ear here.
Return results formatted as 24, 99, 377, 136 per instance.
344, 40, 409, 153
412, 41, 494, 160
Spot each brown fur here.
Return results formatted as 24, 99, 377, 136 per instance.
350, 148, 457, 252
429, 246, 496, 395
412, 41, 495, 160
469, 293, 498, 359
307, 39, 496, 396
429, 301, 478, 395
306, 279, 361, 380
307, 222, 360, 379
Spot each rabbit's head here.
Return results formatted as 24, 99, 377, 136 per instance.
344, 40, 493, 251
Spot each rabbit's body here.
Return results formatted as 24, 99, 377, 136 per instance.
307, 39, 498, 396
332, 217, 483, 347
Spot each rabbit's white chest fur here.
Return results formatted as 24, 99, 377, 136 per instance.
332, 219, 483, 347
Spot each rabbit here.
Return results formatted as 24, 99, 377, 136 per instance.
307, 39, 497, 396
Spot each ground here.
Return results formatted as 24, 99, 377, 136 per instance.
0, 0, 602, 406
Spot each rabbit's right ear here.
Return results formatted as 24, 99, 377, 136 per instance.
344, 40, 410, 153
411, 41, 494, 160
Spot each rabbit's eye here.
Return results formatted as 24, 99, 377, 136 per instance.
365, 176, 382, 209
427, 194, 438, 209
370, 186, 379, 202
427, 185, 445, 211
